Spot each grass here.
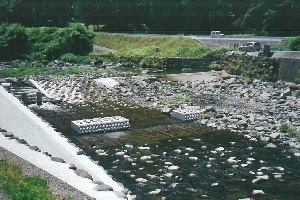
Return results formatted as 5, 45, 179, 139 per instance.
0, 159, 57, 200
162, 94, 190, 105
0, 65, 127, 78
93, 33, 209, 57
280, 123, 300, 140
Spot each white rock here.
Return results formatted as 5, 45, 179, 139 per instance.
193, 139, 201, 141
211, 183, 219, 187
168, 165, 179, 170
164, 173, 173, 177
215, 147, 225, 151
252, 175, 269, 183
227, 157, 238, 164
135, 178, 147, 183
125, 144, 133, 149
266, 143, 277, 148
277, 167, 284, 171
147, 174, 157, 179
273, 173, 283, 179
149, 189, 161, 195
140, 156, 151, 160
189, 157, 198, 161
252, 190, 265, 195
138, 146, 150, 150
294, 152, 300, 157
116, 151, 126, 156
174, 149, 182, 153
185, 147, 194, 152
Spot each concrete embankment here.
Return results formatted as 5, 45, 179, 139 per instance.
0, 86, 130, 200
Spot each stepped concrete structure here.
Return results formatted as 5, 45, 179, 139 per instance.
171, 109, 202, 121
71, 116, 130, 134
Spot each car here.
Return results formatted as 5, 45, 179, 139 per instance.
238, 42, 261, 52
211, 31, 225, 38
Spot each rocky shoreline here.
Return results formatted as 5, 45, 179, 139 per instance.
1, 61, 300, 199
25, 68, 300, 157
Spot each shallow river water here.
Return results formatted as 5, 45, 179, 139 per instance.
31, 101, 300, 200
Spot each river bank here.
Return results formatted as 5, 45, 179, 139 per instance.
1, 63, 300, 199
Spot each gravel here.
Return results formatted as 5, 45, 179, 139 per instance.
0, 146, 95, 200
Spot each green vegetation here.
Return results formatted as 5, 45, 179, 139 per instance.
162, 94, 190, 106
0, 159, 56, 200
283, 36, 300, 51
59, 53, 92, 64
209, 54, 280, 81
1, 0, 299, 36
26, 24, 95, 60
0, 23, 94, 61
0, 23, 28, 60
0, 63, 127, 78
94, 34, 209, 57
280, 123, 300, 140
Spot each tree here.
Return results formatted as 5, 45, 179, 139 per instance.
0, 23, 29, 60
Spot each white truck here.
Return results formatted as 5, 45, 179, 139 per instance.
211, 31, 225, 38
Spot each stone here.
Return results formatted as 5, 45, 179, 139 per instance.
114, 191, 127, 198
16, 138, 28, 145
75, 169, 93, 180
29, 146, 41, 152
94, 184, 113, 191
252, 190, 265, 195
69, 164, 77, 170
3, 132, 14, 137
51, 156, 65, 163
77, 150, 85, 155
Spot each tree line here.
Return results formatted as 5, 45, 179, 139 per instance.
0, 0, 300, 36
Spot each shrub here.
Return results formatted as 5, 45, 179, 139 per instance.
0, 23, 29, 60
26, 23, 95, 60
279, 123, 300, 140
59, 53, 91, 63
283, 36, 300, 51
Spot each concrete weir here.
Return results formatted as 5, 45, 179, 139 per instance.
0, 86, 129, 200
71, 116, 130, 134
171, 109, 202, 121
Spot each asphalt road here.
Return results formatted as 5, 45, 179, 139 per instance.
190, 35, 293, 42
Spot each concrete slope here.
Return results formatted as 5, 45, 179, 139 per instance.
0, 86, 127, 200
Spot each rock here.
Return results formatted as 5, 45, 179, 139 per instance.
75, 169, 93, 180
69, 164, 77, 170
252, 190, 265, 195
51, 156, 65, 163
77, 150, 85, 155
16, 138, 28, 145
114, 191, 128, 199
29, 146, 41, 152
94, 184, 113, 191
3, 132, 13, 137
205, 107, 217, 113
266, 143, 277, 148
93, 180, 104, 185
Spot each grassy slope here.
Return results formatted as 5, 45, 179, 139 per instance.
0, 159, 57, 200
93, 33, 209, 57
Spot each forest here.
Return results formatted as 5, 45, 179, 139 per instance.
0, 0, 300, 36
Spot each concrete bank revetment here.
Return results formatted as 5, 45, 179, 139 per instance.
0, 86, 130, 200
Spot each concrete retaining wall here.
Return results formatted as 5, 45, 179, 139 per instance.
272, 52, 300, 82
